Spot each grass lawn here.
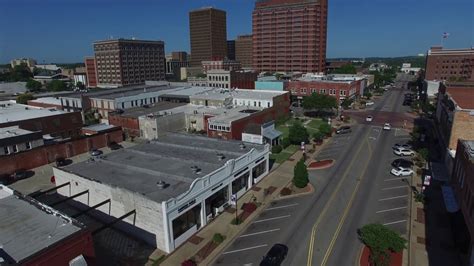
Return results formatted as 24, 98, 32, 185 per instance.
307, 118, 324, 130
270, 145, 299, 164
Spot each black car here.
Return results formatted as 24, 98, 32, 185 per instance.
336, 126, 352, 134
90, 149, 103, 156
391, 159, 414, 168
55, 158, 68, 167
108, 141, 123, 150
260, 244, 288, 266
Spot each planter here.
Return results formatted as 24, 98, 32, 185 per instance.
359, 246, 402, 266
308, 159, 335, 170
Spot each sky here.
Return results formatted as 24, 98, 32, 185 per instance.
0, 0, 473, 63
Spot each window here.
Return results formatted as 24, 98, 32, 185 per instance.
12, 145, 18, 153
172, 205, 201, 239
302, 88, 307, 93
122, 102, 125, 109
341, 90, 346, 96
252, 161, 267, 180
26, 142, 31, 149
3, 146, 9, 155
320, 89, 326, 94
267, 102, 270, 107
232, 172, 250, 194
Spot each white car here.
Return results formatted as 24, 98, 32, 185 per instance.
393, 143, 412, 150
393, 147, 415, 156
383, 123, 391, 130
366, 115, 373, 122
391, 167, 414, 177
365, 101, 375, 106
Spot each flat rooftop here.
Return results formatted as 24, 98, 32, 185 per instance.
60, 133, 264, 203
446, 87, 474, 110
0, 126, 36, 139
110, 101, 187, 118
208, 106, 264, 124
190, 88, 286, 101
155, 104, 226, 116
0, 101, 69, 124
0, 186, 83, 264
28, 97, 62, 106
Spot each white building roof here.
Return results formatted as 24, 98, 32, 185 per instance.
0, 101, 68, 124
28, 97, 62, 106
0, 126, 36, 140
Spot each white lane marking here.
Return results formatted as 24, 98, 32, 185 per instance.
383, 220, 407, 226
385, 177, 407, 181
266, 203, 299, 211
379, 195, 407, 201
239, 228, 281, 238
382, 185, 407, 190
222, 244, 268, 255
253, 215, 291, 223
376, 206, 407, 213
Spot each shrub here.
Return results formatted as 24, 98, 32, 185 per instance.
212, 233, 225, 244
242, 202, 257, 213
231, 218, 242, 225
418, 148, 429, 161
16, 93, 34, 104
271, 145, 283, 154
280, 187, 292, 196
414, 193, 425, 204
319, 123, 332, 136
293, 159, 309, 188
313, 131, 324, 141
281, 138, 291, 148
181, 259, 197, 266
288, 122, 309, 144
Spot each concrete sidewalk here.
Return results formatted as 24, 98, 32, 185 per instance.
151, 149, 308, 266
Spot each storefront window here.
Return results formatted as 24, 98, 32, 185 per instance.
205, 186, 229, 216
172, 205, 201, 240
232, 172, 249, 194
252, 161, 267, 180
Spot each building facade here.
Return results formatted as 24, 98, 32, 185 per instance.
10, 58, 36, 70
94, 39, 165, 87
166, 53, 190, 80
84, 57, 98, 88
189, 7, 227, 67
0, 126, 44, 156
252, 0, 328, 73
235, 35, 253, 69
227, 40, 236, 60
425, 46, 474, 81
202, 59, 241, 73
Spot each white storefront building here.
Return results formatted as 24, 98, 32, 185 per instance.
53, 133, 269, 253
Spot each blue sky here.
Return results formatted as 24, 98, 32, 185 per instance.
0, 0, 473, 63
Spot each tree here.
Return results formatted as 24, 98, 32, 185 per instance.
340, 98, 354, 109
359, 223, 407, 266
76, 81, 85, 90
16, 93, 34, 104
26, 79, 42, 92
332, 64, 357, 74
302, 93, 338, 111
46, 80, 67, 91
418, 148, 429, 161
288, 122, 309, 145
293, 159, 309, 188
318, 123, 332, 136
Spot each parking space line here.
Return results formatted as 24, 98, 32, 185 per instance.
253, 215, 291, 223
384, 177, 407, 181
383, 220, 407, 226
382, 185, 407, 190
266, 203, 298, 211
376, 206, 407, 213
222, 244, 268, 255
379, 195, 407, 201
239, 228, 280, 238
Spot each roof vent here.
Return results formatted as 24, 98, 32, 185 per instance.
239, 143, 246, 150
217, 153, 225, 161
156, 180, 167, 189
190, 165, 201, 174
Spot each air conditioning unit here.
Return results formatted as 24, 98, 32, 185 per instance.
214, 206, 224, 214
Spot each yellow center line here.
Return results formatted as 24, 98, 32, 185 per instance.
321, 138, 373, 266
307, 129, 371, 266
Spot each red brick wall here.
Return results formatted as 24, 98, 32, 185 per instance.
425, 49, 474, 81
0, 128, 123, 175
231, 72, 258, 89
0, 112, 83, 138
85, 57, 97, 88
108, 114, 140, 137
27, 101, 63, 110
286, 80, 361, 103
22, 230, 95, 266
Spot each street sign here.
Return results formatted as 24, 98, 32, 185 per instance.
230, 194, 237, 206
423, 175, 431, 186
301, 141, 305, 150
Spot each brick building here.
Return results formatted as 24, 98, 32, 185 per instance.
227, 40, 236, 60
0, 101, 83, 138
235, 35, 253, 69
189, 7, 227, 67
207, 70, 258, 89
202, 59, 241, 73
286, 75, 365, 103
425, 46, 474, 81
27, 97, 63, 110
451, 139, 474, 262
0, 126, 44, 156
84, 57, 98, 88
94, 39, 165, 87
252, 0, 328, 73
0, 185, 95, 265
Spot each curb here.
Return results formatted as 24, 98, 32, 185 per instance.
275, 182, 315, 201
355, 245, 364, 266
307, 159, 335, 170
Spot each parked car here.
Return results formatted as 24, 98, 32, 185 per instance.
90, 149, 103, 156
260, 244, 288, 266
366, 115, 373, 122
383, 123, 391, 130
365, 101, 375, 106
336, 126, 352, 134
11, 170, 27, 181
393, 143, 412, 150
391, 167, 414, 177
108, 142, 123, 150
393, 147, 415, 156
391, 159, 414, 168
55, 158, 68, 167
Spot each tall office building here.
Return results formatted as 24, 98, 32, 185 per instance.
235, 35, 253, 69
94, 38, 165, 87
189, 7, 227, 67
172, 51, 188, 62
425, 46, 474, 81
252, 0, 328, 73
227, 40, 236, 60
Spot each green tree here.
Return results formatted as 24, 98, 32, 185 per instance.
26, 79, 42, 92
332, 64, 357, 74
76, 81, 85, 90
418, 148, 429, 161
16, 93, 34, 104
288, 122, 309, 145
318, 123, 332, 136
9, 64, 33, 82
340, 98, 354, 109
359, 223, 407, 266
302, 93, 338, 111
293, 159, 309, 188
46, 80, 67, 91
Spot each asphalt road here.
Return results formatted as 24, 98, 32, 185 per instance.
214, 75, 415, 266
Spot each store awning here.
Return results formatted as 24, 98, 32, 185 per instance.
441, 185, 460, 213
263, 128, 282, 140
